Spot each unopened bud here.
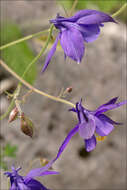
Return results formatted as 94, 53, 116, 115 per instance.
40, 158, 49, 166
66, 87, 72, 93
20, 113, 34, 138
40, 158, 52, 169
9, 107, 18, 123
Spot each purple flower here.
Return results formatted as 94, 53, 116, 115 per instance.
4, 163, 59, 190
42, 9, 116, 72
53, 97, 126, 157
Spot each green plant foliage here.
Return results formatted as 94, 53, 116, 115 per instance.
0, 143, 18, 170
0, 22, 37, 84
3, 143, 17, 157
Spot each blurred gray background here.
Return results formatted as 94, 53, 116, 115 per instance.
0, 1, 127, 190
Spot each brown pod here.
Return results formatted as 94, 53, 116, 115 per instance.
9, 107, 19, 123
20, 113, 34, 138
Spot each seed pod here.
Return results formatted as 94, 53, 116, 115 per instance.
20, 113, 34, 138
9, 107, 19, 123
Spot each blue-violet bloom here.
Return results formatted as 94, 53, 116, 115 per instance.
42, 9, 116, 72
4, 163, 59, 190
53, 97, 127, 156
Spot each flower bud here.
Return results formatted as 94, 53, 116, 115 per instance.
40, 158, 49, 167
9, 107, 18, 123
20, 113, 34, 138
40, 158, 52, 169
66, 87, 72, 93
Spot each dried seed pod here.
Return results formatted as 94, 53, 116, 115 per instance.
20, 113, 34, 138
9, 107, 19, 123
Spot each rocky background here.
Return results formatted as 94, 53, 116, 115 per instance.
0, 1, 126, 190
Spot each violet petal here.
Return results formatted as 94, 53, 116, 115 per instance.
60, 27, 85, 62
79, 24, 100, 43
36, 170, 59, 177
79, 117, 95, 139
85, 135, 97, 152
42, 33, 60, 72
26, 159, 54, 179
95, 116, 114, 136
95, 100, 127, 115
98, 114, 123, 125
77, 10, 116, 25
54, 125, 79, 161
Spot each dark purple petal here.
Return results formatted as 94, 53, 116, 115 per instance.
25, 178, 49, 190
54, 125, 79, 161
69, 108, 76, 112
42, 33, 60, 72
95, 116, 114, 136
17, 182, 30, 190
79, 24, 100, 43
102, 97, 118, 105
60, 27, 85, 62
76, 102, 81, 122
77, 10, 116, 25
79, 117, 95, 139
95, 100, 127, 115
85, 135, 97, 152
95, 97, 118, 113
98, 114, 123, 125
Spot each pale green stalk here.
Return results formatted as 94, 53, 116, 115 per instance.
0, 29, 49, 51
0, 25, 55, 120
112, 3, 127, 18
0, 60, 75, 108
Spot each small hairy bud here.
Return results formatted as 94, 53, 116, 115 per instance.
66, 87, 72, 93
40, 158, 49, 167
20, 113, 34, 138
40, 158, 52, 169
9, 107, 19, 123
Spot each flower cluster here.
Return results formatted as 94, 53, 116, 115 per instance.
4, 7, 127, 190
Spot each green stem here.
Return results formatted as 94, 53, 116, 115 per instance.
0, 60, 75, 108
0, 24, 75, 121
21, 24, 54, 80
0, 29, 49, 51
0, 25, 54, 120
112, 3, 127, 18
0, 98, 15, 120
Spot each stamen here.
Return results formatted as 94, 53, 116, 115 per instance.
96, 136, 106, 141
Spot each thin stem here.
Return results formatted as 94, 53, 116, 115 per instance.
0, 98, 15, 120
112, 3, 127, 18
0, 29, 49, 51
21, 24, 54, 80
0, 25, 55, 120
0, 85, 21, 120
69, 0, 78, 16
0, 60, 75, 108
